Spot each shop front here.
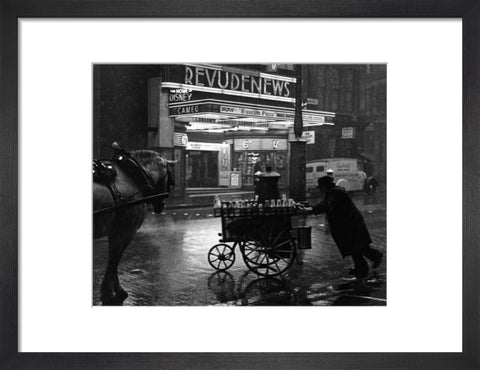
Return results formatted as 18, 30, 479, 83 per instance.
232, 137, 288, 189
185, 141, 230, 188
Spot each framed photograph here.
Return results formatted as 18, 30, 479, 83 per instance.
1, 1, 479, 369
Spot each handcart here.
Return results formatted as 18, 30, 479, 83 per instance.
208, 200, 312, 277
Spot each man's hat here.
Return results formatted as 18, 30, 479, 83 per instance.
326, 169, 334, 174
317, 175, 334, 188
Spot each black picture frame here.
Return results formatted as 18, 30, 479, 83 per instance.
1, 1, 479, 369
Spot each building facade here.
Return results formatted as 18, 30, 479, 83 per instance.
94, 64, 386, 198
302, 64, 387, 183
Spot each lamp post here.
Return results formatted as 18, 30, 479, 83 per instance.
294, 64, 303, 139
288, 64, 307, 201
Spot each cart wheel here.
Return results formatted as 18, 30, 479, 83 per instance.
208, 243, 235, 271
240, 230, 296, 277
366, 177, 378, 194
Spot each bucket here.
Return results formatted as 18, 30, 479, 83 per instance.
296, 226, 312, 250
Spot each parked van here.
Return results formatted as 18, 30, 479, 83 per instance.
306, 158, 377, 193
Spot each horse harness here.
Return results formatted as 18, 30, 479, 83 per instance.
93, 150, 159, 209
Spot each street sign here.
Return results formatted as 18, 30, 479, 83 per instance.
302, 131, 315, 144
306, 98, 319, 105
342, 127, 355, 139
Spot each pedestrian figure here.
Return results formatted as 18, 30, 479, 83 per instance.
322, 168, 336, 232
309, 176, 383, 279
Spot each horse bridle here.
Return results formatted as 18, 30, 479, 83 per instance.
121, 152, 174, 205
109, 143, 173, 209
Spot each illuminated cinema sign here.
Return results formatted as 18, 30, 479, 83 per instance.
169, 88, 193, 103
169, 101, 335, 125
184, 65, 293, 98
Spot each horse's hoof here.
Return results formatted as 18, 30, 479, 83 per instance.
101, 289, 128, 305
115, 289, 128, 302
101, 296, 123, 306
101, 292, 122, 306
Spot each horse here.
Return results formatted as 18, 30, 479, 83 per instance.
93, 145, 175, 305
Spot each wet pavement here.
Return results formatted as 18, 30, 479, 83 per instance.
93, 191, 386, 306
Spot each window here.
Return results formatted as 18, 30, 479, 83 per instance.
357, 160, 363, 171
316, 166, 325, 172
306, 167, 314, 173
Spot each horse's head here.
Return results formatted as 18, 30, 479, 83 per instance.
130, 150, 177, 214
151, 159, 177, 214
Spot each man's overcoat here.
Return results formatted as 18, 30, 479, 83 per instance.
312, 186, 372, 257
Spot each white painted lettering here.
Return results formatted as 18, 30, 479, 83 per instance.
241, 75, 250, 92
177, 105, 199, 114
169, 92, 193, 102
230, 73, 240, 90
195, 67, 205, 86
283, 82, 290, 97
185, 66, 194, 85
218, 70, 229, 89
263, 79, 272, 95
251, 77, 262, 94
271, 79, 284, 95
205, 69, 217, 87
183, 66, 294, 97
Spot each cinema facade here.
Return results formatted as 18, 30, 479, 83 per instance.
94, 63, 386, 199
150, 64, 335, 194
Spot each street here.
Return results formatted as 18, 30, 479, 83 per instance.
93, 191, 386, 306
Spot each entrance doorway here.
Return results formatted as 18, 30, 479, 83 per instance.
186, 151, 219, 187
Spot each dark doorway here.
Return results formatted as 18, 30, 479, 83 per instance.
187, 151, 219, 187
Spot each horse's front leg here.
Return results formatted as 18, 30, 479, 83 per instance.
113, 273, 128, 301
101, 219, 138, 305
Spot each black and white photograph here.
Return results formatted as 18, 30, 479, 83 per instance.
2, 6, 476, 367
93, 63, 387, 306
